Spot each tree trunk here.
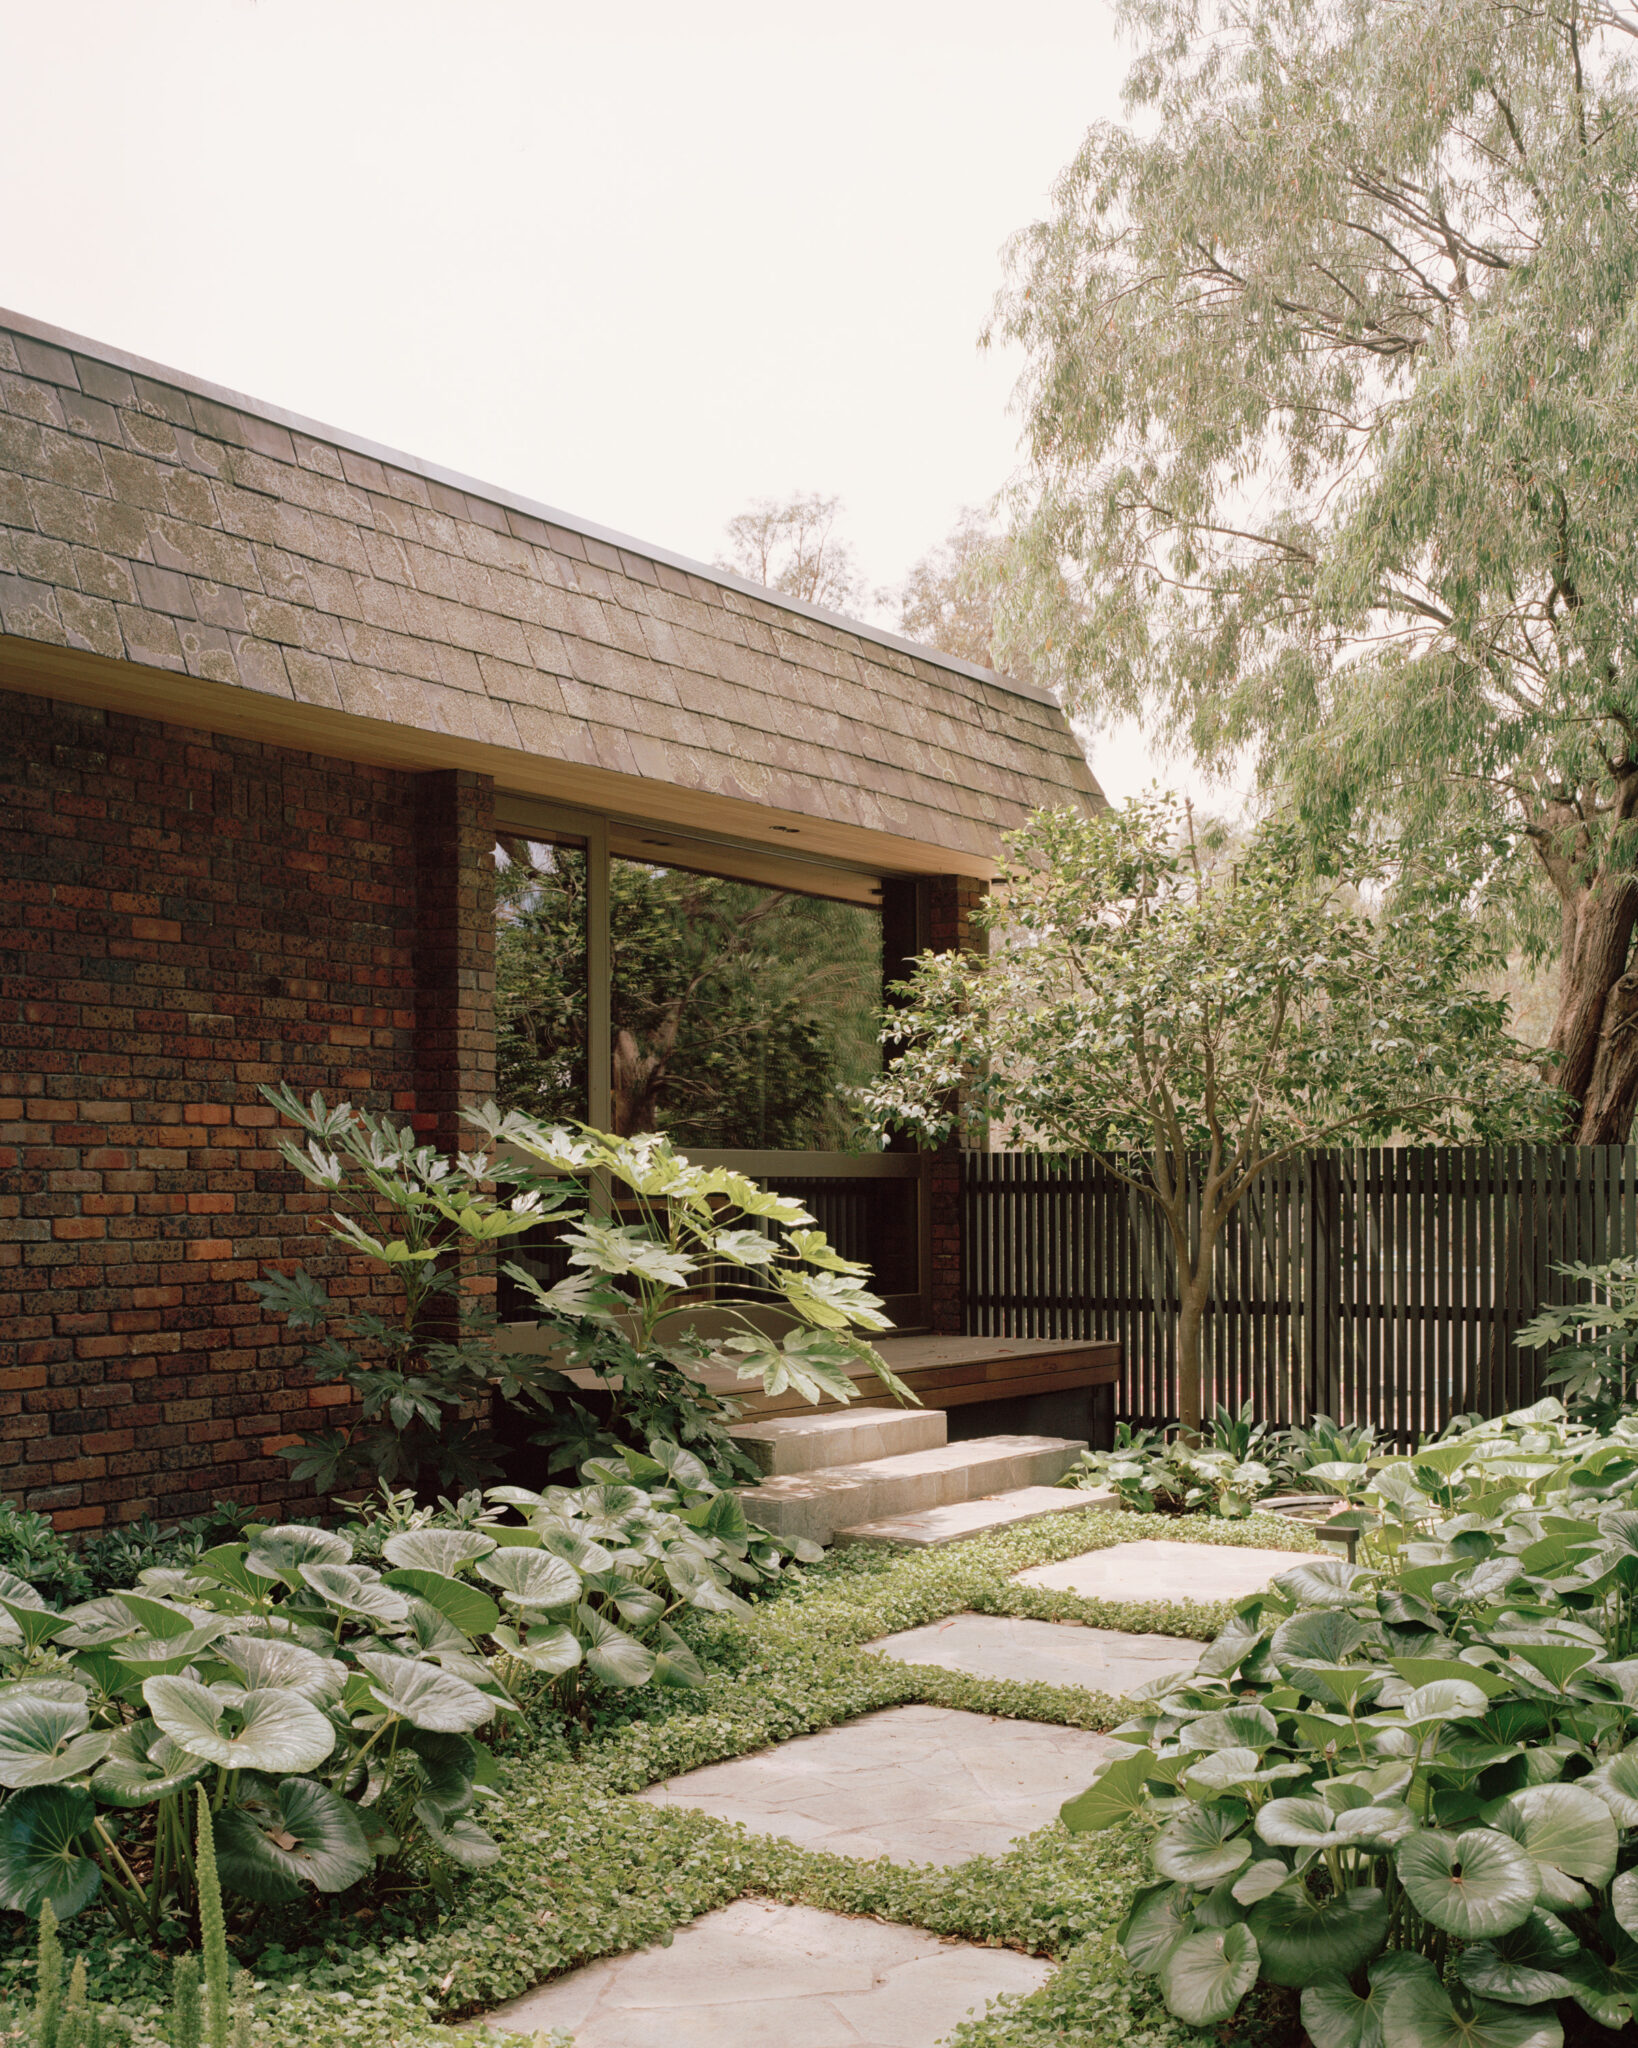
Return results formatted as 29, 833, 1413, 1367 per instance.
1175, 1270, 1213, 1438
1545, 863, 1638, 1142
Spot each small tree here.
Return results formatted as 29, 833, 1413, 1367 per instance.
863, 800, 1560, 1433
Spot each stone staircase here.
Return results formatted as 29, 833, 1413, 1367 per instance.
732, 1407, 1101, 1548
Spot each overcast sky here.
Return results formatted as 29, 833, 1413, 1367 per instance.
3, 0, 1217, 804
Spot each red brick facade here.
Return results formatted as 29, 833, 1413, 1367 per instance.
0, 686, 494, 1529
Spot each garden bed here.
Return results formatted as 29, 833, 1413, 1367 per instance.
0, 1509, 1321, 2048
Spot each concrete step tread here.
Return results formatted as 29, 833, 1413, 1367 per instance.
747, 1435, 1084, 1500
729, 1407, 946, 1477
838, 1484, 1121, 1549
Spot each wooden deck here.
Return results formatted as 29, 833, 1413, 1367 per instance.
696, 1334, 1120, 1421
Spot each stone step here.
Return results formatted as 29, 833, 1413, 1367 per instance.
729, 1405, 946, 1477
740, 1435, 1087, 1547
838, 1483, 1119, 1549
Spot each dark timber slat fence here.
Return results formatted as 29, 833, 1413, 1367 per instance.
962, 1147, 1638, 1442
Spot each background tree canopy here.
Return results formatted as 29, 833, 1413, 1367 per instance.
495, 838, 882, 1151
992, 0, 1638, 1140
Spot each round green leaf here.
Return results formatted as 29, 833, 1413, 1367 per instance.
1581, 1743, 1638, 1826
1396, 1829, 1539, 1939
405, 1729, 479, 1818
1247, 1884, 1389, 1987
1119, 1881, 1194, 1975
382, 1529, 498, 1577
1158, 1922, 1260, 2025
380, 1568, 498, 1639
56, 1598, 142, 1650
1153, 1803, 1254, 1885
143, 1675, 336, 1773
214, 1636, 344, 1704
491, 1621, 582, 1676
1062, 1751, 1165, 1834
1381, 1971, 1563, 2048
413, 1799, 501, 1869
245, 1525, 352, 1581
1400, 1680, 1489, 1724
651, 1621, 706, 1689
1274, 1559, 1371, 1608
475, 1547, 582, 1611
1613, 1868, 1638, 1940
91, 1720, 212, 1807
353, 1651, 495, 1732
1303, 1972, 1383, 2048
1493, 1783, 1616, 1892
1272, 1610, 1370, 1668
1257, 1796, 1345, 1849
575, 1605, 657, 1690
0, 1694, 112, 1790
1180, 1705, 1280, 1753
1454, 1913, 1579, 2007
1560, 1949, 1638, 2031
112, 1624, 232, 1682
0, 1785, 100, 1920
213, 1777, 372, 1901
298, 1563, 409, 1628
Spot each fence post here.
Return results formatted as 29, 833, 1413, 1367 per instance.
1305, 1150, 1341, 1422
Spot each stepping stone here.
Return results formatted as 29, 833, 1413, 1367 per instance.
837, 1483, 1118, 1547
865, 1612, 1204, 1695
483, 1895, 1054, 2046
1014, 1536, 1331, 1605
634, 1703, 1119, 1866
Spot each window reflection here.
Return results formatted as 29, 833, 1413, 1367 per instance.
494, 835, 588, 1123
609, 860, 882, 1151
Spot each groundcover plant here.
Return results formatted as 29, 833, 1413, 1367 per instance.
0, 1442, 802, 1939
0, 1504, 1312, 2048
1062, 1398, 1638, 2044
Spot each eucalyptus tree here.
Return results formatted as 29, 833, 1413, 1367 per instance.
991, 0, 1638, 1138
861, 800, 1558, 1434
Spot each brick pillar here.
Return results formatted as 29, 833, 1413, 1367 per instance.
925, 874, 987, 1336
412, 771, 496, 1155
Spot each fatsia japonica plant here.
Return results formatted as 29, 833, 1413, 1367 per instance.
1064, 1398, 1638, 2045
465, 1105, 911, 1479
256, 1088, 908, 1496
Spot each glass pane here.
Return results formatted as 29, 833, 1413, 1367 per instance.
611, 858, 882, 1150
494, 835, 588, 1121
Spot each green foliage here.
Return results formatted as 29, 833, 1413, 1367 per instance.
0, 1519, 87, 1618
494, 838, 882, 1149
1061, 1420, 1274, 1518
0, 1439, 813, 1945
866, 800, 1557, 1426
73, 1512, 257, 1607
988, 0, 1638, 1133
0, 1503, 1322, 2048
1062, 1394, 1638, 2042
1517, 1259, 1638, 1431
470, 1106, 911, 1480
258, 1089, 908, 1497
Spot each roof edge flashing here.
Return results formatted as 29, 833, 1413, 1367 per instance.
0, 304, 1058, 710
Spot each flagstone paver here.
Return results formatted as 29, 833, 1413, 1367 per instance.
483, 1895, 1054, 2046
634, 1703, 1121, 1865
1013, 1536, 1330, 1604
865, 1612, 1205, 1694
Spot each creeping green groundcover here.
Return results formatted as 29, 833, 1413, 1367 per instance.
0, 1509, 1297, 2048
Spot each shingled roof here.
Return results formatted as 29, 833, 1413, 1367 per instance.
0, 309, 1100, 870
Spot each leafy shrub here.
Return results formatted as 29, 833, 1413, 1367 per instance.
1061, 1394, 1638, 2042
1268, 1412, 1382, 1493
256, 1088, 909, 1497
0, 1444, 795, 1932
1059, 1417, 1274, 1518
0, 1506, 89, 1611
74, 1506, 259, 1603
1518, 1257, 1638, 1431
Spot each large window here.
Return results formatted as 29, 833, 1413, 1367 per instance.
608, 857, 880, 1151
493, 815, 883, 1151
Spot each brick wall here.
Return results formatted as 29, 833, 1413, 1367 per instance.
0, 685, 494, 1529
